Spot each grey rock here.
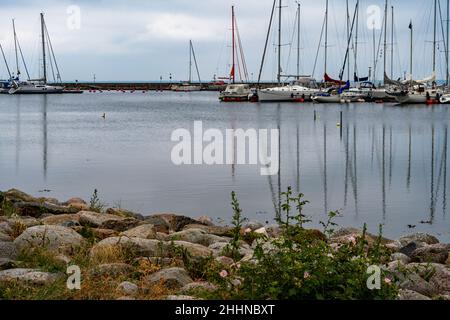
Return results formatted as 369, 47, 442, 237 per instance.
180, 282, 217, 294
398, 289, 432, 300
209, 241, 252, 258
106, 208, 144, 221
399, 233, 440, 246
410, 244, 449, 264
399, 272, 439, 297
145, 267, 193, 290
0, 258, 17, 270
41, 214, 80, 226
244, 221, 264, 231
116, 281, 139, 296
0, 241, 18, 259
0, 231, 11, 242
0, 268, 62, 285
170, 229, 228, 247
149, 214, 203, 232
13, 201, 79, 218
91, 263, 135, 277
391, 253, 411, 264
14, 225, 84, 254
79, 211, 139, 232
120, 224, 157, 239
90, 237, 165, 258
173, 241, 213, 259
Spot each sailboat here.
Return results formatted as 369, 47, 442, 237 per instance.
172, 40, 202, 92
9, 13, 64, 95
257, 1, 319, 102
219, 6, 252, 102
388, 1, 442, 104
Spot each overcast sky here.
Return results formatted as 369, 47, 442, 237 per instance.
0, 0, 447, 82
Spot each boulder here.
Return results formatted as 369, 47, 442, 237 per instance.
91, 228, 119, 240
183, 224, 232, 237
116, 281, 139, 296
0, 231, 11, 242
0, 241, 18, 259
244, 221, 264, 231
149, 214, 204, 232
141, 216, 170, 233
399, 241, 427, 257
120, 224, 157, 239
144, 267, 193, 290
391, 253, 411, 264
91, 263, 135, 277
170, 229, 227, 247
0, 222, 12, 235
0, 258, 17, 270
4, 189, 37, 203
64, 198, 89, 211
14, 225, 84, 254
90, 237, 165, 258
196, 216, 214, 226
398, 289, 432, 300
208, 241, 252, 258
173, 241, 213, 259
13, 202, 79, 218
78, 211, 139, 232
215, 256, 235, 266
398, 233, 440, 246
41, 214, 80, 226
0, 268, 62, 286
330, 227, 393, 246
410, 244, 449, 264
106, 208, 144, 221
399, 272, 439, 297
8, 217, 40, 228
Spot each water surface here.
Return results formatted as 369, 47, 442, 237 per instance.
0, 92, 448, 241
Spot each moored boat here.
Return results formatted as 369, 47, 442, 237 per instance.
219, 84, 251, 102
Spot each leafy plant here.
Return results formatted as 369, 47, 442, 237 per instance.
89, 189, 105, 213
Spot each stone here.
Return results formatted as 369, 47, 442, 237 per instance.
8, 217, 40, 228
4, 189, 37, 203
170, 229, 227, 247
106, 208, 144, 221
180, 282, 217, 294
0, 258, 17, 270
399, 242, 424, 257
173, 241, 213, 259
14, 225, 84, 254
41, 214, 80, 226
78, 211, 139, 232
386, 241, 402, 252
331, 227, 393, 245
398, 289, 432, 300
391, 253, 411, 264
215, 256, 235, 266
150, 214, 204, 232
120, 224, 157, 239
64, 198, 89, 211
0, 222, 12, 235
13, 202, 79, 218
0, 268, 62, 285
116, 281, 139, 296
244, 221, 264, 231
399, 273, 439, 297
399, 233, 440, 246
0, 241, 18, 259
254, 227, 269, 237
91, 263, 135, 277
145, 267, 193, 290
208, 241, 251, 258
196, 216, 214, 226
183, 224, 232, 237
91, 228, 119, 240
90, 237, 165, 258
141, 216, 170, 233
410, 244, 449, 264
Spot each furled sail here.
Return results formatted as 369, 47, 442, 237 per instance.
324, 73, 346, 85
384, 72, 403, 86
415, 72, 436, 84
354, 73, 369, 82
338, 81, 350, 94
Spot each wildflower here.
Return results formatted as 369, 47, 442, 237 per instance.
219, 270, 228, 278
303, 271, 310, 279
244, 228, 252, 234
347, 236, 357, 245
384, 278, 392, 285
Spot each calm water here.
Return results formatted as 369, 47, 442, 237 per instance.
0, 92, 449, 241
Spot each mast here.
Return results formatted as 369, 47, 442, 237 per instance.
447, 0, 449, 85
324, 0, 329, 76
231, 6, 236, 84
13, 19, 20, 77
297, 1, 300, 79
0, 43, 12, 78
409, 20, 413, 82
41, 13, 47, 84
189, 40, 192, 83
383, 0, 388, 83
354, 0, 359, 80
391, 6, 394, 79
277, 0, 282, 84
346, 0, 350, 81
433, 0, 437, 75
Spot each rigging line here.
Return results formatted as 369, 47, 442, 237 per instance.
235, 18, 249, 81
190, 41, 202, 84
44, 22, 61, 82
0, 43, 12, 78
312, 15, 326, 78
285, 7, 298, 78
438, 0, 448, 81
339, 1, 359, 81
257, 0, 277, 85
46, 40, 56, 83
16, 39, 31, 80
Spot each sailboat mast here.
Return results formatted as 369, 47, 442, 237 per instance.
277, 0, 282, 84
346, 0, 350, 81
232, 6, 235, 84
410, 21, 413, 81
354, 0, 359, 80
324, 0, 329, 76
383, 0, 388, 83
189, 40, 192, 83
13, 19, 20, 77
447, 0, 449, 85
391, 6, 394, 79
0, 43, 12, 78
433, 0, 437, 75
297, 2, 300, 79
41, 13, 47, 84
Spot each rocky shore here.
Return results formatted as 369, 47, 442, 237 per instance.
0, 188, 449, 300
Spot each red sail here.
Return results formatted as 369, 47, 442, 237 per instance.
324, 73, 346, 85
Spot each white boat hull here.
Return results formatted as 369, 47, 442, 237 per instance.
258, 89, 318, 102
312, 95, 342, 103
